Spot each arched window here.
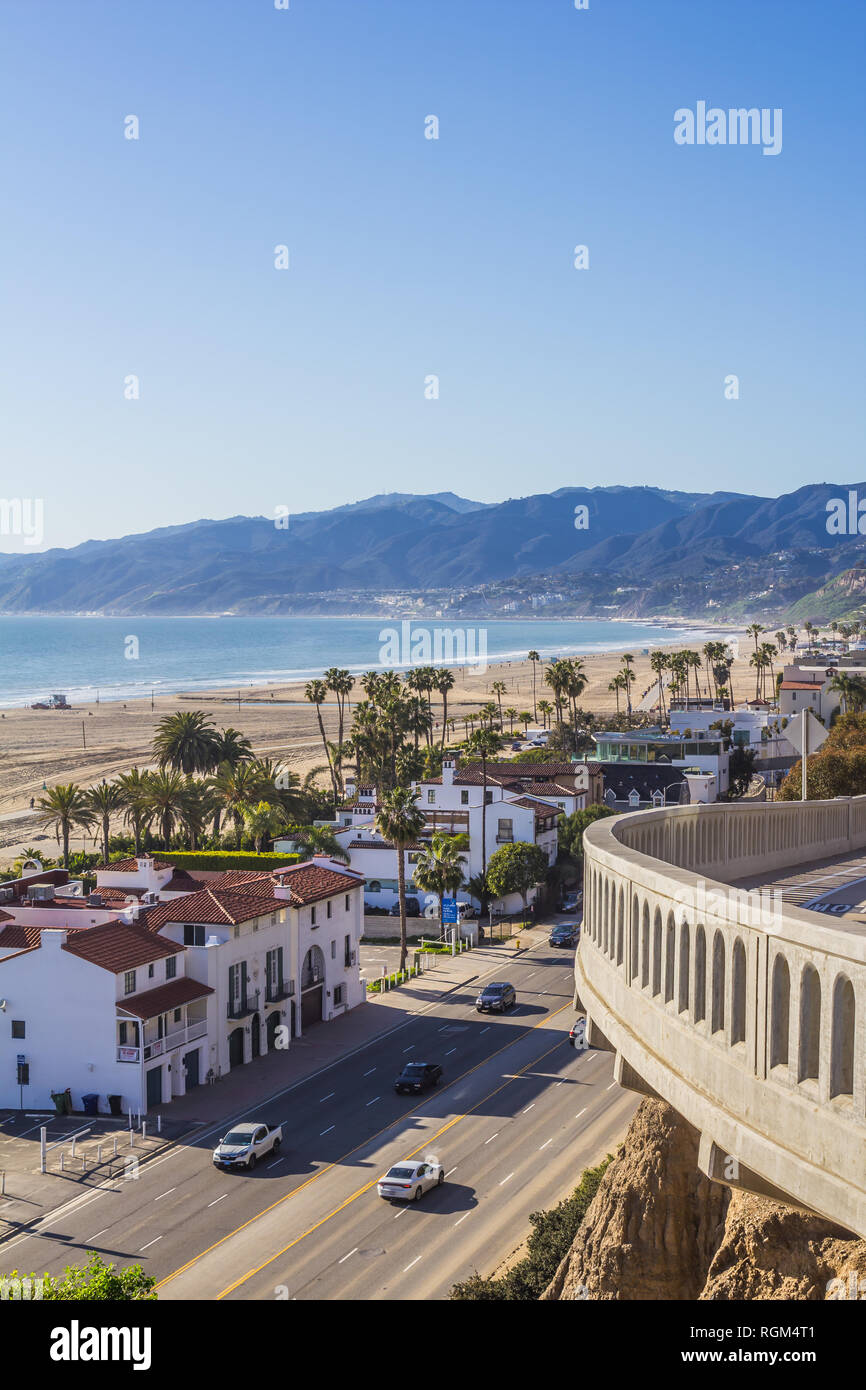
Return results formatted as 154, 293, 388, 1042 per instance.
630, 896, 640, 981
694, 926, 706, 1024
678, 921, 690, 1015
770, 954, 790, 1067
664, 913, 675, 1003
368, 880, 382, 893
616, 888, 625, 965
830, 974, 855, 1099
711, 931, 726, 1035
302, 945, 326, 989
798, 964, 821, 1083
652, 909, 662, 996
731, 938, 746, 1045
641, 903, 650, 988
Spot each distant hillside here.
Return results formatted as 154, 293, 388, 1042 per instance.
786, 564, 866, 624
0, 483, 863, 618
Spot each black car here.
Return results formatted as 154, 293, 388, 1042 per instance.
549, 923, 580, 948
390, 897, 421, 917
476, 981, 516, 1013
394, 1061, 442, 1094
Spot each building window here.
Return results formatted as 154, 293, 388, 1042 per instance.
311, 906, 317, 926
345, 894, 350, 911
497, 818, 513, 842
460, 790, 469, 805
148, 963, 155, 979
331, 940, 336, 959
166, 956, 177, 980
11, 1020, 25, 1039
334, 985, 344, 1007
427, 790, 435, 803
327, 900, 332, 919
124, 970, 136, 995
485, 790, 493, 804
233, 925, 240, 939
345, 934, 352, 968
173, 1008, 182, 1024
183, 923, 205, 947
368, 880, 381, 894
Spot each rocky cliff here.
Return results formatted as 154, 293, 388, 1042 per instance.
543, 1099, 866, 1301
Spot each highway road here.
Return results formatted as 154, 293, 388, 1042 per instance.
0, 940, 637, 1300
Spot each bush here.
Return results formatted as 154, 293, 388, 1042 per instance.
449, 1157, 611, 1299
4, 1252, 156, 1301
142, 850, 301, 871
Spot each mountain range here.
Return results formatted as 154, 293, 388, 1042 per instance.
0, 483, 864, 620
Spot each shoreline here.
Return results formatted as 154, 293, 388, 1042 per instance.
0, 631, 755, 865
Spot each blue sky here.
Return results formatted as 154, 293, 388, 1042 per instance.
1, 0, 864, 551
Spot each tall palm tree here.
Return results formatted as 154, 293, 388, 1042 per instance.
325, 668, 355, 792
491, 680, 507, 730
305, 679, 338, 802
212, 727, 253, 770
141, 768, 189, 848
36, 784, 94, 868
412, 831, 468, 936
620, 654, 636, 721
375, 787, 426, 972
436, 668, 455, 748
213, 760, 270, 842
527, 651, 540, 721
504, 706, 518, 733
519, 711, 533, 734
86, 780, 125, 864
537, 699, 553, 731
179, 778, 217, 850
544, 661, 566, 727
608, 675, 623, 714
650, 651, 669, 723
116, 768, 152, 856
152, 710, 221, 774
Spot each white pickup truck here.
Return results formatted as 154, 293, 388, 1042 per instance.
212, 1121, 282, 1171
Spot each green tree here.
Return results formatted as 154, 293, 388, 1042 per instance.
115, 768, 152, 856
141, 768, 188, 847
152, 710, 220, 774
305, 679, 338, 802
85, 780, 125, 864
240, 800, 286, 853
36, 784, 94, 868
466, 727, 503, 886
486, 841, 549, 925
375, 786, 426, 972
412, 831, 468, 933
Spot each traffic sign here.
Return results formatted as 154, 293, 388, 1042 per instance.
786, 709, 828, 756
441, 897, 458, 924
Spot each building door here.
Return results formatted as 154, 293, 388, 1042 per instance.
301, 986, 323, 1030
266, 1010, 281, 1051
251, 1013, 261, 1059
146, 1065, 162, 1109
228, 1027, 244, 1069
184, 1048, 200, 1090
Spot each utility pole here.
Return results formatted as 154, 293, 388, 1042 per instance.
82, 721, 86, 750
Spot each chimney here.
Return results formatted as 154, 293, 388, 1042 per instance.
442, 755, 459, 787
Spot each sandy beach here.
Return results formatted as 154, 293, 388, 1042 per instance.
0, 633, 759, 865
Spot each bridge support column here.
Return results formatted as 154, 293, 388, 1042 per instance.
697, 1133, 823, 1217
585, 1014, 614, 1053
614, 1051, 660, 1099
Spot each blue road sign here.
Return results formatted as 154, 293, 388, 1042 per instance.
442, 897, 458, 923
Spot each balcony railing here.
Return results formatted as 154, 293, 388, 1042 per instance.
118, 1017, 207, 1063
495, 834, 514, 843
301, 969, 324, 991
227, 988, 260, 1020
265, 980, 294, 1004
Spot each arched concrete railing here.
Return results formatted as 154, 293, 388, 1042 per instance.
576, 799, 866, 1238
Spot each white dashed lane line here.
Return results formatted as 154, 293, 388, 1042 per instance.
404, 1256, 422, 1273
499, 1173, 514, 1186
320, 1125, 335, 1136
318, 1092, 335, 1103
539, 1138, 553, 1150
139, 1236, 162, 1251
154, 1188, 175, 1201
484, 1132, 499, 1144
366, 1097, 380, 1107
208, 1195, 227, 1207
445, 1047, 456, 1056
363, 1067, 376, 1076
338, 1248, 358, 1264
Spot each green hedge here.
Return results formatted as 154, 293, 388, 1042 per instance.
117, 850, 301, 872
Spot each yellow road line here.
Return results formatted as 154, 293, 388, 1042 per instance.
156, 1001, 570, 1290
216, 1026, 571, 1299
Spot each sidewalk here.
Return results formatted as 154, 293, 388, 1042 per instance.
0, 923, 551, 1247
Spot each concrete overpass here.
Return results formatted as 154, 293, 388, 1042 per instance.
575, 798, 866, 1238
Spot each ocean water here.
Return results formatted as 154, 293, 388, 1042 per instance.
0, 615, 706, 709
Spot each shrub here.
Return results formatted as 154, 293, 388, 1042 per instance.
449, 1157, 611, 1299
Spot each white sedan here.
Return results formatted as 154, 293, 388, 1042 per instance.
377, 1156, 445, 1202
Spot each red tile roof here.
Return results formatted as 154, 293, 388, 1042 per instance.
271, 860, 363, 904
0, 922, 85, 950
145, 886, 285, 930
62, 920, 181, 973
780, 681, 823, 691
97, 857, 172, 872
116, 976, 213, 1020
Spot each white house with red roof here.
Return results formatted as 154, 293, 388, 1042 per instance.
0, 918, 212, 1114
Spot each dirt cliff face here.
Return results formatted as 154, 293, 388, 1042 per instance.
544, 1099, 866, 1301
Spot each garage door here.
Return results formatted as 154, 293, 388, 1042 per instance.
301, 986, 323, 1030
184, 1048, 200, 1090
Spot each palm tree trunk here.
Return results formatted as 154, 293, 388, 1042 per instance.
397, 846, 408, 972
315, 705, 338, 802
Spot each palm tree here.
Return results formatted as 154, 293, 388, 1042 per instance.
527, 651, 540, 720
650, 651, 669, 723
436, 668, 455, 748
116, 768, 152, 856
504, 706, 518, 733
375, 787, 426, 972
620, 654, 636, 721
152, 710, 221, 774
213, 760, 270, 843
325, 668, 355, 791
519, 712, 533, 735
544, 661, 566, 727
240, 800, 286, 854
290, 824, 351, 863
212, 727, 253, 769
305, 679, 338, 802
36, 784, 94, 868
141, 768, 189, 848
86, 780, 125, 864
179, 778, 217, 850
491, 680, 507, 729
608, 675, 623, 715
537, 699, 553, 731
412, 831, 468, 936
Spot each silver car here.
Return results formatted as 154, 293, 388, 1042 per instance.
377, 1155, 445, 1202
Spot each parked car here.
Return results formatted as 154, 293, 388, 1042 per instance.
377, 1155, 445, 1201
394, 1061, 443, 1094
476, 981, 517, 1013
458, 902, 477, 920
569, 1018, 587, 1048
390, 897, 421, 917
560, 891, 582, 913
212, 1121, 282, 1170
549, 923, 579, 948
